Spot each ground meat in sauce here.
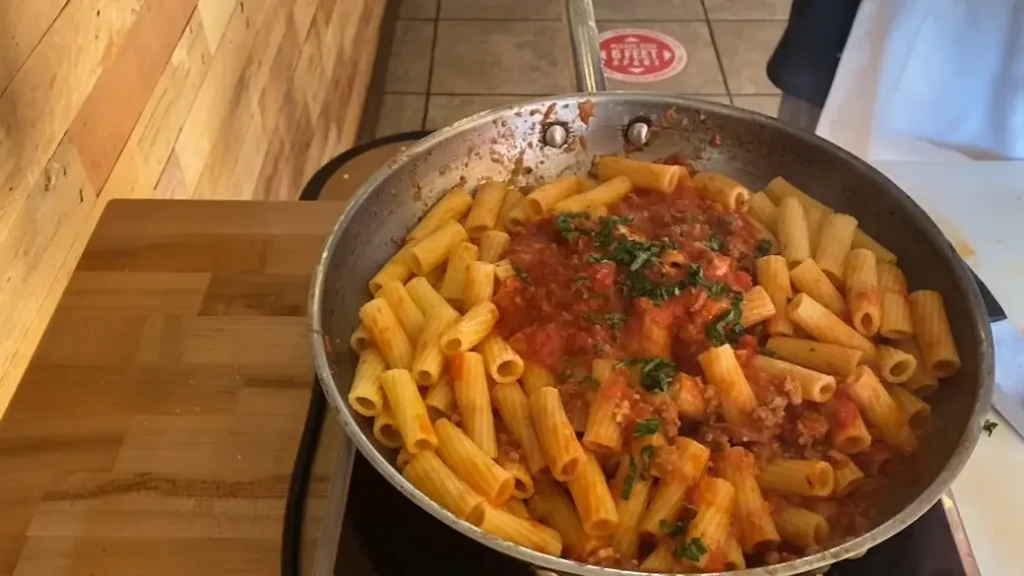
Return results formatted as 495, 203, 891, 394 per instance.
489, 172, 906, 553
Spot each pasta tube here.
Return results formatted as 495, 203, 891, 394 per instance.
396, 447, 413, 470
773, 506, 829, 549
359, 298, 414, 369
877, 262, 914, 339
723, 536, 746, 571
451, 351, 498, 457
764, 176, 896, 262
691, 171, 750, 210
553, 175, 633, 213
406, 187, 474, 243
349, 323, 373, 353
403, 450, 486, 525
379, 280, 426, 344
908, 290, 962, 378
758, 459, 835, 497
790, 258, 849, 319
741, 285, 776, 328
893, 338, 940, 396
828, 450, 866, 496
747, 191, 779, 231
349, 348, 387, 417
567, 450, 620, 537
876, 344, 917, 384
788, 293, 877, 361
478, 334, 524, 384
434, 418, 514, 505
844, 366, 917, 452
521, 361, 557, 396
412, 306, 460, 386
373, 402, 403, 448
504, 498, 532, 520
491, 381, 547, 474
496, 189, 524, 232
582, 359, 626, 453
844, 248, 881, 336
463, 261, 496, 308
610, 455, 652, 562
683, 477, 736, 569
593, 155, 684, 193
439, 241, 479, 306
776, 196, 812, 266
698, 344, 758, 425
523, 175, 582, 218
639, 539, 676, 572
814, 213, 858, 286
479, 504, 563, 556
717, 446, 780, 553
465, 181, 510, 239
369, 243, 416, 295
440, 302, 499, 354
424, 375, 456, 421
500, 456, 534, 499
405, 276, 457, 318
889, 385, 933, 432
750, 354, 837, 402
638, 437, 710, 539
823, 395, 872, 454
757, 255, 795, 335
408, 220, 469, 275
765, 336, 862, 378
380, 369, 437, 454
529, 478, 605, 561
672, 372, 706, 421
530, 387, 586, 481
478, 230, 511, 263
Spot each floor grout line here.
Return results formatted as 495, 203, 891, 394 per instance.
420, 8, 441, 130
699, 0, 735, 105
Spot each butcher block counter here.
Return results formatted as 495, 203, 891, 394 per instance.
0, 199, 351, 576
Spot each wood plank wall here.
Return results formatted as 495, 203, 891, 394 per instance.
0, 0, 386, 415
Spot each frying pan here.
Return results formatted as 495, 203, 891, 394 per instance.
309, 1, 993, 573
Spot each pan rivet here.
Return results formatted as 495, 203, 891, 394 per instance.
542, 124, 568, 148
626, 120, 650, 147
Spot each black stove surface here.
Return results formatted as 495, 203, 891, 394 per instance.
337, 454, 967, 576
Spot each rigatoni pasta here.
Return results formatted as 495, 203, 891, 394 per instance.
344, 158, 962, 572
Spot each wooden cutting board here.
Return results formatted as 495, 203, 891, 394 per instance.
0, 139, 418, 576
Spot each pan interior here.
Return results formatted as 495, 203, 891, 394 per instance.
312, 93, 991, 575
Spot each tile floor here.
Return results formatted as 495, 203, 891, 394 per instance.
374, 0, 789, 137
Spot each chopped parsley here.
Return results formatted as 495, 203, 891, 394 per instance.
703, 234, 723, 252
983, 419, 998, 436
660, 519, 688, 538
581, 375, 600, 389
554, 212, 589, 242
622, 456, 638, 500
633, 418, 661, 437
512, 264, 532, 284
755, 238, 773, 258
581, 311, 627, 339
674, 537, 708, 562
571, 273, 589, 285
617, 357, 677, 394
639, 445, 656, 477
705, 292, 746, 346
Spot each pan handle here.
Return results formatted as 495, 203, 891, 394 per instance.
565, 0, 607, 93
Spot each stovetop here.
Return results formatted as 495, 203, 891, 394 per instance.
334, 453, 970, 576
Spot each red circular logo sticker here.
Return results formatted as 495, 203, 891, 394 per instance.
599, 29, 687, 83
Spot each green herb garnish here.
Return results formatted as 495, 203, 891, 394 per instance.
554, 212, 588, 242
660, 519, 688, 538
581, 375, 600, 389
633, 418, 661, 437
705, 293, 745, 346
755, 238, 773, 258
617, 357, 676, 393
571, 273, 589, 285
983, 419, 998, 436
512, 264, 532, 284
622, 456, 638, 500
674, 537, 708, 562
640, 445, 656, 477
703, 234, 723, 252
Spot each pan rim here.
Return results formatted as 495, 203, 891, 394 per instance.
309, 91, 994, 576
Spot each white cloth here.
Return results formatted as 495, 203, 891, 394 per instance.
816, 0, 1024, 161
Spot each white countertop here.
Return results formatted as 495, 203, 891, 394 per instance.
873, 161, 1024, 576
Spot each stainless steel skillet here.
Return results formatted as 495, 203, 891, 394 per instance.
309, 2, 993, 574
